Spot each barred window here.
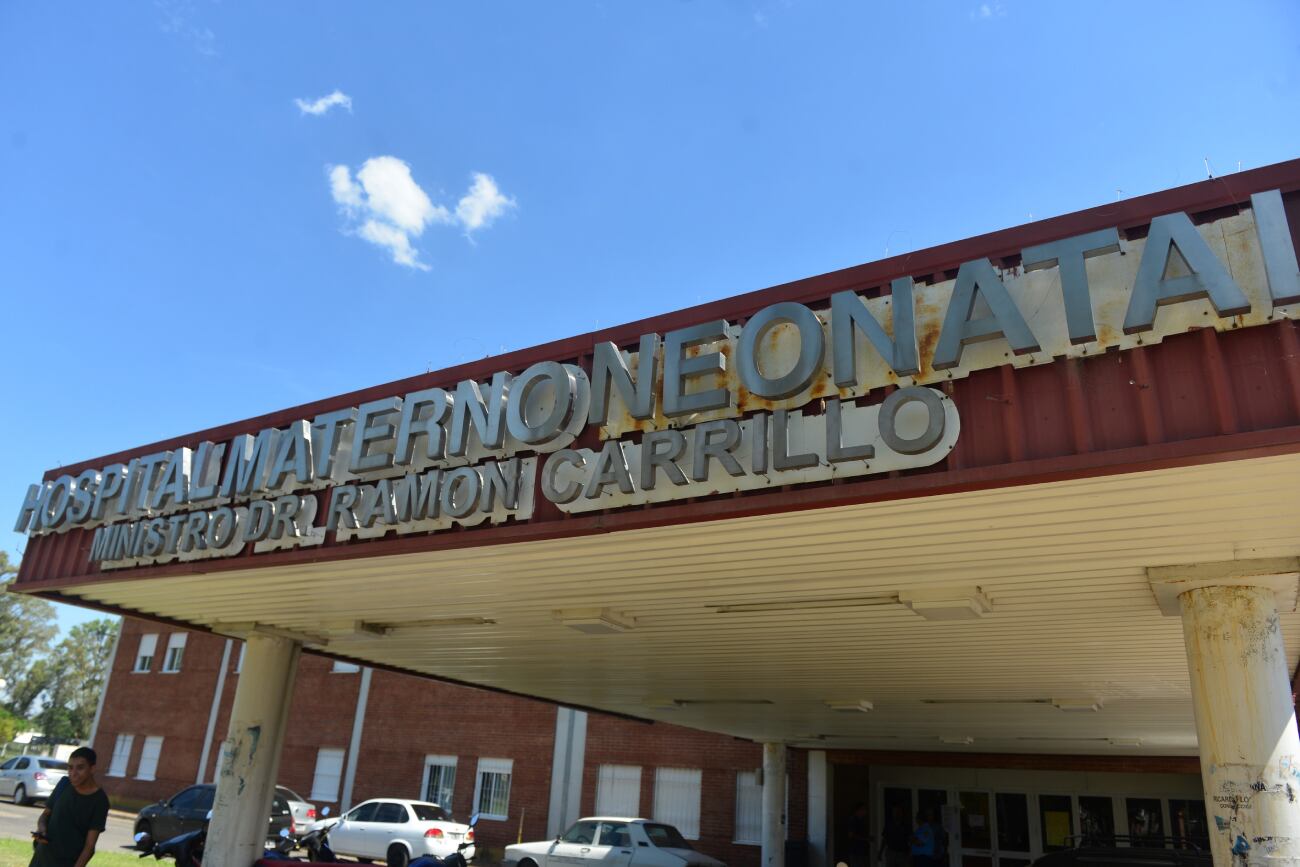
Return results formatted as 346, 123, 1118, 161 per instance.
474, 758, 513, 820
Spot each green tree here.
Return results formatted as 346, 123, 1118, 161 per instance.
7, 657, 52, 719
0, 552, 57, 695
35, 618, 120, 740
0, 707, 22, 744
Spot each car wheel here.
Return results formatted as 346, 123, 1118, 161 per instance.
521, 860, 539, 867
387, 844, 410, 867
135, 821, 153, 851
11, 784, 26, 806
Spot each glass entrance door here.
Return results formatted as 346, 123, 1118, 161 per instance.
955, 791, 1033, 867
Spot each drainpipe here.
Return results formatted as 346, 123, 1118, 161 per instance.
197, 639, 233, 783
86, 620, 122, 748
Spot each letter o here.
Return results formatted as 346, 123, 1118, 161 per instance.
207, 507, 238, 548
878, 387, 946, 455
737, 302, 825, 400
41, 476, 75, 530
441, 467, 482, 519
507, 361, 577, 445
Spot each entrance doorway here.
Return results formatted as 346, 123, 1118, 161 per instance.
864, 768, 1208, 865
881, 787, 1032, 867
952, 791, 1032, 867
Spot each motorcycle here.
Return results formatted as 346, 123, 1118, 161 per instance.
135, 810, 302, 866
134, 826, 206, 866
293, 808, 339, 864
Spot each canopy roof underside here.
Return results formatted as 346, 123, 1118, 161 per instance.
50, 452, 1300, 755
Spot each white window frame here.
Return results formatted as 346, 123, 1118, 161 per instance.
421, 755, 458, 810
310, 747, 346, 803
653, 767, 702, 840
596, 764, 641, 817
134, 634, 158, 673
108, 734, 134, 778
136, 736, 164, 781
161, 633, 187, 673
472, 757, 513, 821
734, 770, 763, 844
331, 660, 361, 674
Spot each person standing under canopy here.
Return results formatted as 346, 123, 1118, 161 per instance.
30, 747, 111, 867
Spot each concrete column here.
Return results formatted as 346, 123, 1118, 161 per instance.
1176, 580, 1300, 865
762, 742, 787, 867
807, 750, 828, 867
206, 632, 301, 867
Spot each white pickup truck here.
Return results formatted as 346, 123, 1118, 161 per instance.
504, 818, 726, 867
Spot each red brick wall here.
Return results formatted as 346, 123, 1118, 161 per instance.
92, 618, 227, 806
580, 715, 773, 867
350, 671, 560, 854
93, 619, 803, 858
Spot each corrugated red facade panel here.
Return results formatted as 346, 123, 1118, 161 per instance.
16, 164, 1300, 596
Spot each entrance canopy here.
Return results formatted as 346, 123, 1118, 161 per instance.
14, 160, 1300, 756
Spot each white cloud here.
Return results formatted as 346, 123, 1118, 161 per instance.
455, 173, 517, 233
296, 90, 353, 116
329, 165, 363, 211
327, 158, 514, 270
971, 3, 1006, 18
156, 0, 218, 56
358, 219, 428, 271
355, 157, 452, 232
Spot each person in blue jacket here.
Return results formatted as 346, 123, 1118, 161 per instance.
910, 808, 940, 867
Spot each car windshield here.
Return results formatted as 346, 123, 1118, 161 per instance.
643, 824, 693, 850
411, 804, 451, 822
38, 760, 67, 770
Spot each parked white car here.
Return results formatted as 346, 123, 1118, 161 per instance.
0, 756, 67, 805
323, 798, 475, 867
504, 817, 726, 867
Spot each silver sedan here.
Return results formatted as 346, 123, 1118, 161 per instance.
0, 756, 68, 805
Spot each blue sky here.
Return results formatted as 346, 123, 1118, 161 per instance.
2, 1, 1298, 634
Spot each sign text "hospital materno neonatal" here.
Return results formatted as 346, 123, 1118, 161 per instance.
13, 190, 1300, 569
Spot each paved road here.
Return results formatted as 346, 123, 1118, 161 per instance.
0, 800, 140, 853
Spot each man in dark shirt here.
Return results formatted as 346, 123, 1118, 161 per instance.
847, 802, 870, 867
878, 803, 911, 867
30, 747, 110, 867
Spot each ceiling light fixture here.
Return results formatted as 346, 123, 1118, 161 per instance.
710, 594, 898, 614
921, 698, 1050, 706
673, 698, 775, 706
367, 617, 496, 633
899, 586, 992, 620
825, 700, 875, 713
554, 608, 635, 634
1052, 698, 1102, 713
1108, 737, 1143, 748
645, 698, 682, 710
